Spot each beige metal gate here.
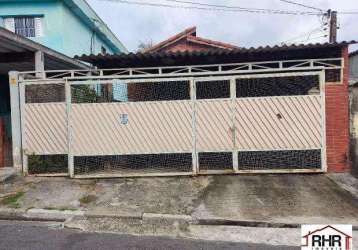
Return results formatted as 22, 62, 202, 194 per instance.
19, 71, 326, 177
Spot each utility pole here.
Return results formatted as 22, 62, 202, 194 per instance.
327, 9, 337, 43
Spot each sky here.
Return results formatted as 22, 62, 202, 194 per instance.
87, 0, 358, 52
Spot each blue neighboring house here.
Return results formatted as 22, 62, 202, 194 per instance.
0, 0, 128, 57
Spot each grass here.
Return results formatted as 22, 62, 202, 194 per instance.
0, 191, 25, 208
79, 194, 97, 206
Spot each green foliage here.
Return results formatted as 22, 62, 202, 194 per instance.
1, 191, 24, 208
28, 154, 67, 174
44, 207, 78, 211
72, 85, 98, 103
79, 194, 97, 206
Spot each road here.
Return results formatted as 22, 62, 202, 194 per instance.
0, 220, 298, 250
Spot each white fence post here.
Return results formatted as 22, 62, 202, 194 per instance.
8, 71, 23, 173
231, 77, 239, 172
320, 70, 327, 172
66, 80, 74, 177
190, 78, 198, 175
19, 82, 28, 175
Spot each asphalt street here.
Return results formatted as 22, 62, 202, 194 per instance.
0, 220, 298, 250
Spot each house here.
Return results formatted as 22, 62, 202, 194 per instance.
0, 0, 127, 57
349, 50, 358, 175
143, 26, 239, 53
12, 41, 354, 177
0, 27, 89, 169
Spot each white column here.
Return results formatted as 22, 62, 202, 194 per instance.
231, 78, 238, 172
35, 51, 45, 78
190, 78, 198, 175
65, 80, 74, 177
8, 71, 22, 172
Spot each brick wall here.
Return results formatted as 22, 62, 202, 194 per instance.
325, 46, 350, 172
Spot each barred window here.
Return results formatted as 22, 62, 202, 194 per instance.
15, 17, 35, 37
4, 17, 43, 38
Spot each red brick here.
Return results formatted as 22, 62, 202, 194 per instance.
325, 46, 350, 172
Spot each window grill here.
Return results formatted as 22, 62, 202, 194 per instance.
14, 17, 36, 38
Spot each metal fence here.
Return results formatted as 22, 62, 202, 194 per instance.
18, 70, 326, 178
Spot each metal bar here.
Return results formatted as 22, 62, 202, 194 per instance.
190, 78, 198, 175
198, 169, 324, 175
340, 57, 344, 84
18, 67, 327, 82
19, 83, 28, 175
28, 173, 69, 177
252, 64, 273, 69
17, 58, 343, 81
230, 77, 238, 172
313, 61, 341, 67
22, 79, 68, 86
65, 79, 74, 177
286, 61, 310, 68
72, 169, 324, 178
59, 71, 323, 86
195, 148, 322, 152
198, 170, 235, 175
73, 172, 193, 179
319, 70, 327, 172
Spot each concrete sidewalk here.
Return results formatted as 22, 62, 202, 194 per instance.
0, 174, 357, 232
0, 167, 16, 183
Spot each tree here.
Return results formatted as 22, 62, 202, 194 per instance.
137, 39, 154, 52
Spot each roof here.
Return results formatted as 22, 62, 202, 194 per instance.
350, 49, 358, 57
63, 0, 128, 54
0, 27, 89, 74
77, 41, 356, 68
143, 26, 239, 53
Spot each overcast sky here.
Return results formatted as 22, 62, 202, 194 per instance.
87, 0, 358, 52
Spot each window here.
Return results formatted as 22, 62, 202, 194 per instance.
4, 17, 43, 38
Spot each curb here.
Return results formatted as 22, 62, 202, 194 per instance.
0, 209, 66, 222
194, 218, 300, 228
142, 213, 192, 222
25, 208, 84, 221
194, 218, 358, 230
0, 209, 357, 230
84, 211, 142, 220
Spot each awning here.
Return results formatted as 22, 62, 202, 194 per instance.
0, 27, 89, 75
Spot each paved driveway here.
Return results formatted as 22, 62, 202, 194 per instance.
192, 174, 358, 225
1, 174, 357, 226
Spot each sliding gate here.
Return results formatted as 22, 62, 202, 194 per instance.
20, 71, 326, 177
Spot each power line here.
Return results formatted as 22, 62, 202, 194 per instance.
295, 34, 328, 43
338, 11, 358, 15
100, 0, 323, 15
278, 0, 323, 12
165, 0, 314, 13
280, 27, 325, 44
166, 0, 358, 15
